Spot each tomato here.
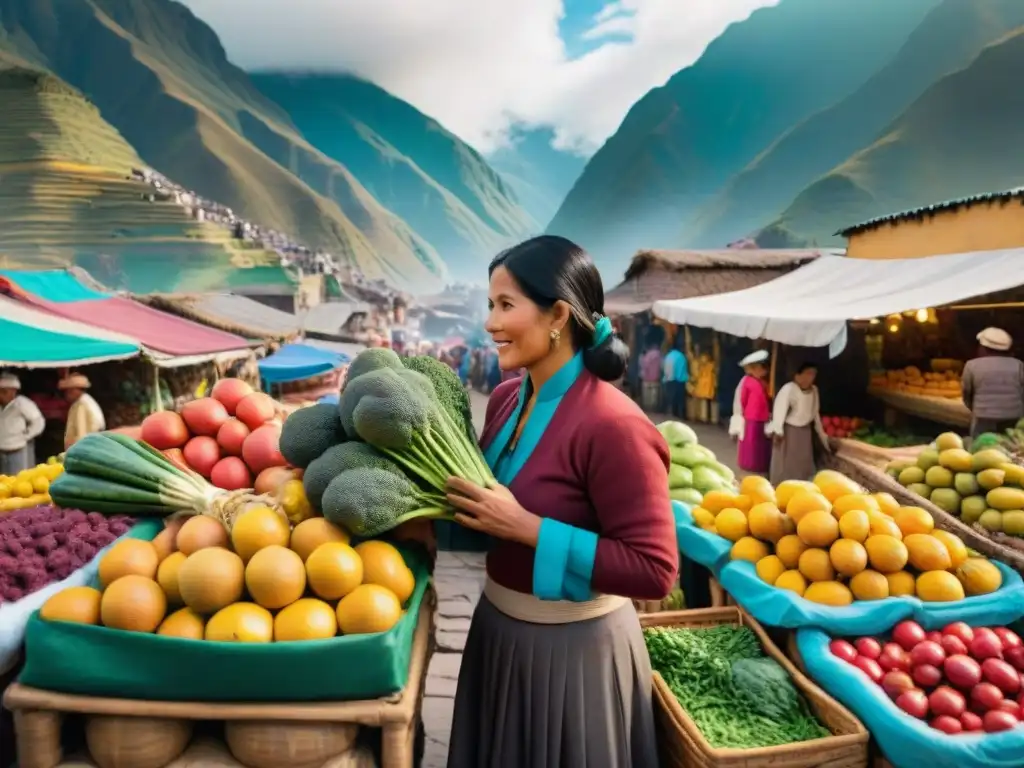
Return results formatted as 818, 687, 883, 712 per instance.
944, 655, 982, 689
960, 711, 983, 732
942, 622, 975, 647
928, 686, 966, 718
982, 658, 1021, 695
895, 689, 929, 719
892, 621, 926, 651
855, 637, 882, 660
829, 639, 858, 664
930, 715, 962, 734
912, 664, 942, 688
983, 710, 1018, 733
970, 682, 1005, 711
910, 641, 945, 668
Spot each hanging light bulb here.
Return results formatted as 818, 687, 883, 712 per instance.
888, 322, 899, 333
915, 308, 928, 323
869, 318, 881, 325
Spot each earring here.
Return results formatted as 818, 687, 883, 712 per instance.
550, 329, 561, 348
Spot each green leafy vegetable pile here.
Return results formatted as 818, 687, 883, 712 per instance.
644, 625, 830, 749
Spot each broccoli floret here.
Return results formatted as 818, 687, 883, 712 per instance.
279, 403, 345, 468
402, 355, 477, 443
338, 367, 493, 490
321, 467, 449, 537
344, 347, 404, 388
303, 442, 396, 511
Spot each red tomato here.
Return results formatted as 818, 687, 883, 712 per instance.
971, 629, 1004, 660
910, 641, 946, 668
882, 671, 915, 700
853, 656, 884, 684
970, 682, 1005, 711
928, 686, 966, 718
942, 622, 975, 647
944, 655, 982, 689
879, 644, 910, 672
982, 658, 1021, 695
855, 638, 882, 660
983, 710, 1018, 733
895, 689, 929, 719
829, 640, 858, 664
940, 635, 968, 657
912, 664, 943, 689
930, 715, 962, 735
1005, 646, 1024, 672
892, 621, 926, 651
995, 627, 1023, 650
960, 711, 983, 732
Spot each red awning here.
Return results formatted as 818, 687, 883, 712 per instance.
22, 296, 249, 356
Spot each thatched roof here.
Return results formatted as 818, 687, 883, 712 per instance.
606, 248, 839, 317
139, 293, 299, 341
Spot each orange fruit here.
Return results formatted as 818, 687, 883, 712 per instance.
290, 518, 349, 562
787, 490, 832, 524
933, 530, 968, 569
797, 510, 839, 548
893, 507, 935, 537
306, 542, 364, 600
798, 548, 835, 582
156, 551, 188, 605
231, 506, 290, 563
98, 539, 159, 588
101, 575, 167, 633
355, 540, 415, 604
157, 608, 206, 639
274, 598, 338, 641
40, 586, 102, 625
336, 584, 402, 635
246, 546, 307, 610
872, 492, 901, 516
740, 476, 776, 506
176, 515, 230, 555
838, 510, 870, 543
205, 603, 274, 642
832, 494, 880, 519
886, 571, 916, 597
775, 535, 808, 569
177, 548, 245, 615
776, 480, 819, 510
813, 470, 862, 502
865, 535, 909, 574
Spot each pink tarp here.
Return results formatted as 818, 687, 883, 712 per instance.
21, 296, 248, 356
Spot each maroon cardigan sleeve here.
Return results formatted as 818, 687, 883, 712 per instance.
586, 412, 679, 600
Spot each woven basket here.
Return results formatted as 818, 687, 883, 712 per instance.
640, 607, 869, 768
224, 720, 359, 768
85, 715, 192, 768
828, 453, 1024, 573
832, 440, 927, 469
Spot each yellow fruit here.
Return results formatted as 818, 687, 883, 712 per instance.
177, 547, 245, 615
955, 558, 1003, 596
290, 517, 350, 562
279, 479, 315, 525
904, 533, 952, 572
893, 507, 935, 537
849, 570, 889, 601
31, 476, 49, 494
832, 494, 880, 518
156, 551, 188, 605
0, 484, 9, 500
702, 490, 736, 514
336, 584, 402, 635
916, 571, 966, 602
797, 510, 839, 548
715, 508, 749, 542
838, 510, 870, 543
740, 476, 776, 505
231, 506, 291, 563
98, 539, 160, 588
274, 598, 339, 641
101, 575, 167, 633
872, 492, 901, 516
306, 542, 364, 600
355, 540, 416, 604
748, 502, 787, 543
245, 546, 307, 610
691, 507, 716, 529
775, 535, 809, 569
205, 603, 274, 642
731, 536, 770, 563
732, 495, 753, 513
798, 548, 835, 582
176, 515, 230, 555
775, 480, 818, 510
40, 586, 102, 625
886, 571, 916, 597
868, 512, 904, 540
787, 490, 832, 524
829, 539, 867, 577
774, 569, 807, 596
813, 471, 862, 503
755, 555, 786, 585
865, 535, 909, 574
804, 581, 854, 606
12, 480, 32, 498
932, 530, 968, 569
157, 608, 206, 639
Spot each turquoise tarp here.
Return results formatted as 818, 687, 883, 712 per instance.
0, 270, 108, 302
258, 343, 346, 384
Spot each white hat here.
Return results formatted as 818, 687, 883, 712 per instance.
978, 327, 1013, 352
0, 373, 20, 389
58, 373, 92, 390
739, 350, 770, 367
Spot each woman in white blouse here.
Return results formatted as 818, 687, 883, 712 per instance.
767, 363, 831, 484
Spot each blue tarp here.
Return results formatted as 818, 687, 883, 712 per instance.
258, 343, 345, 384
0, 269, 109, 302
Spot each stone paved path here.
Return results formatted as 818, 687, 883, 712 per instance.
420, 394, 743, 766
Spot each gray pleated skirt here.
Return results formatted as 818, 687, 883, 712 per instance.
447, 595, 659, 768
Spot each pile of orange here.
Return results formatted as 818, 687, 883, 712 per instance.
40, 508, 416, 642
690, 470, 1003, 607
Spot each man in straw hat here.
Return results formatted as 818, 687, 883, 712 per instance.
59, 373, 105, 450
728, 349, 773, 473
962, 327, 1024, 439
0, 372, 46, 474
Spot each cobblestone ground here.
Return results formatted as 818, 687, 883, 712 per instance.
420, 394, 743, 766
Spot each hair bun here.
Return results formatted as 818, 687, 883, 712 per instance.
582, 332, 629, 382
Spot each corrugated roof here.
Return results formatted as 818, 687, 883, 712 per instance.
623, 249, 835, 280
140, 293, 300, 340
837, 187, 1024, 237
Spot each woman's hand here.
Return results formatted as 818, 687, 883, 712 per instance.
445, 477, 542, 547
392, 519, 437, 560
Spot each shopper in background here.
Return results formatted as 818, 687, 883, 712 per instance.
728, 350, 772, 473
767, 362, 830, 484
0, 373, 46, 474
60, 373, 105, 450
661, 339, 689, 418
962, 327, 1024, 438
638, 342, 663, 413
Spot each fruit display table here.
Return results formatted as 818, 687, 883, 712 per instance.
834, 440, 927, 469
867, 387, 971, 429
4, 589, 434, 768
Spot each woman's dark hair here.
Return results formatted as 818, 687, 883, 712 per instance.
489, 235, 629, 381
795, 362, 818, 375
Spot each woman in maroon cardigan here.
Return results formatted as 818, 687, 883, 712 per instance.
444, 235, 679, 767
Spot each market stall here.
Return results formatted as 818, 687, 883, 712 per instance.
137, 292, 301, 342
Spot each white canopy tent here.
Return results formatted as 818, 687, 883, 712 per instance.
652, 248, 1024, 357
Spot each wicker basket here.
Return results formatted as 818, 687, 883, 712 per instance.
708, 579, 736, 608
640, 607, 869, 768
829, 452, 1024, 572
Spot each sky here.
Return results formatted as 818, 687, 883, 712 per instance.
180, 0, 777, 154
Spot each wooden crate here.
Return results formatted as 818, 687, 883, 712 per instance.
640, 607, 869, 768
708, 578, 736, 608
5, 591, 435, 768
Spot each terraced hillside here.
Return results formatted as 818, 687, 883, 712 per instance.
758, 26, 1024, 247
0, 67, 292, 293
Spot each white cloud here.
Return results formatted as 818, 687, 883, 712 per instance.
180, 0, 777, 153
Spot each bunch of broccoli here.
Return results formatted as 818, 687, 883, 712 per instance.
288, 347, 492, 537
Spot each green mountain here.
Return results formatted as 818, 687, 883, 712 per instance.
546, 0, 941, 276
0, 64, 291, 293
759, 26, 1024, 248
686, 0, 1024, 248
487, 127, 586, 226
248, 72, 533, 279
0, 0, 486, 290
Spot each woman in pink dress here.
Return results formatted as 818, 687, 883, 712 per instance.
728, 350, 772, 473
